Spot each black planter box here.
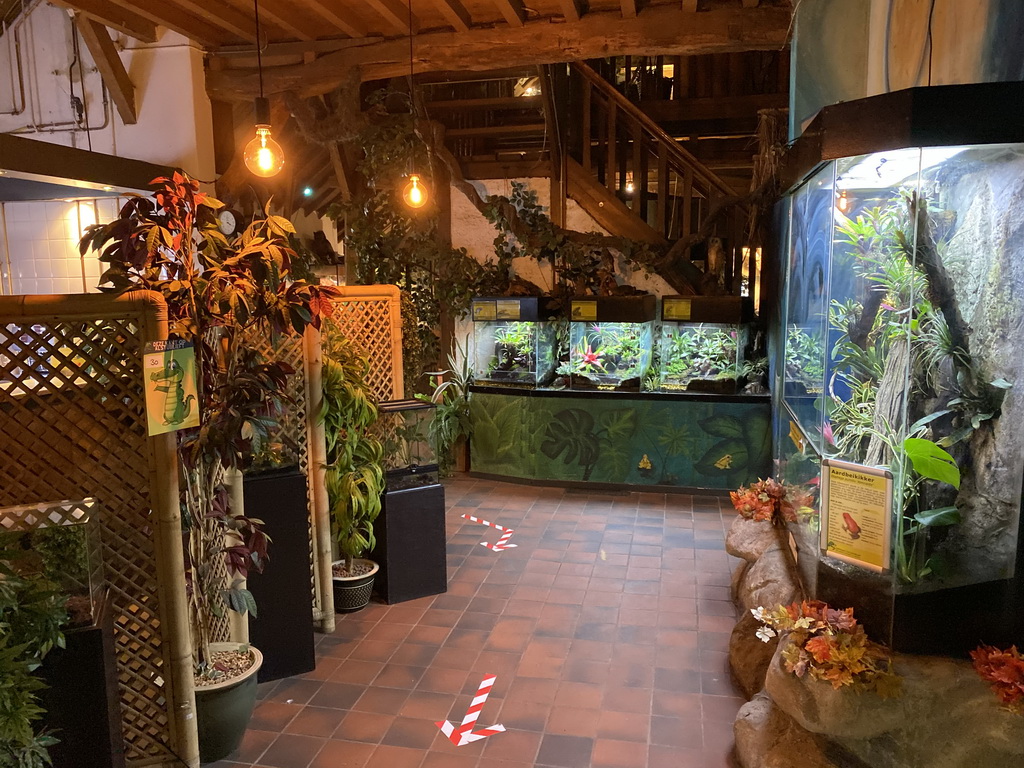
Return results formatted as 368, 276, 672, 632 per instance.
244, 466, 316, 682
372, 478, 447, 604
39, 591, 124, 768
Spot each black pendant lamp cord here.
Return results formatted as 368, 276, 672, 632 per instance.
254, 0, 264, 99
407, 0, 414, 92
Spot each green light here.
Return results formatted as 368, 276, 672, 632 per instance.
302, 186, 314, 197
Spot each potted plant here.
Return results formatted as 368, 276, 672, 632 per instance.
416, 336, 473, 476
319, 322, 385, 612
80, 172, 337, 762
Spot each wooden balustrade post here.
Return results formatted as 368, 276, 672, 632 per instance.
656, 146, 668, 237
606, 101, 617, 194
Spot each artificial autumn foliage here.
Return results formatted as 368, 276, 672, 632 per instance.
971, 645, 1024, 714
730, 478, 811, 525
752, 601, 901, 697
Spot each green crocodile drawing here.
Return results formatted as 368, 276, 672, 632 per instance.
150, 359, 195, 426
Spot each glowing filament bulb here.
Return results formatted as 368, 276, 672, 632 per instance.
244, 125, 284, 178
403, 174, 427, 209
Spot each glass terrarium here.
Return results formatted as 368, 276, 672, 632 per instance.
471, 297, 557, 388
0, 498, 104, 628
774, 83, 1024, 654
375, 400, 439, 490
658, 296, 751, 393
563, 295, 656, 392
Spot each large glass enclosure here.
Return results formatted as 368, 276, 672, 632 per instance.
777, 134, 1024, 652
375, 400, 438, 490
657, 297, 752, 394
471, 297, 557, 388
563, 296, 656, 392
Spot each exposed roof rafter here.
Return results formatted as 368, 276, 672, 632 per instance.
491, 0, 525, 27
431, 0, 472, 32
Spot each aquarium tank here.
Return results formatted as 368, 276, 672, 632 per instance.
0, 498, 104, 628
774, 83, 1024, 655
471, 297, 557, 388
374, 400, 439, 491
658, 296, 752, 393
562, 295, 656, 392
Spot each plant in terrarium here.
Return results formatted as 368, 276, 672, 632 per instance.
662, 325, 737, 385
80, 171, 338, 678
558, 334, 606, 378
489, 322, 535, 376
785, 326, 825, 392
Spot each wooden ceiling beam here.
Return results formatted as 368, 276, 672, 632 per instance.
621, 0, 638, 19
682, 0, 699, 11
52, 0, 157, 43
170, 0, 257, 42
100, 0, 223, 47
207, 5, 793, 101
431, 0, 472, 32
239, 0, 322, 42
557, 0, 586, 23
291, 0, 366, 38
75, 17, 137, 124
365, 0, 418, 35
424, 94, 542, 110
492, 0, 525, 27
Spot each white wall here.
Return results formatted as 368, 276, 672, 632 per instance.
0, 2, 214, 178
0, 198, 120, 295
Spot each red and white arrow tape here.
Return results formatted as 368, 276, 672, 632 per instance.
436, 674, 506, 746
461, 514, 517, 551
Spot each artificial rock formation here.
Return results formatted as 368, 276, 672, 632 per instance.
726, 515, 1024, 768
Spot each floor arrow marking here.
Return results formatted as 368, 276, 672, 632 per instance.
435, 674, 506, 746
461, 514, 518, 551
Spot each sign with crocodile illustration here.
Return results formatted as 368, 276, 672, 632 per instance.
143, 340, 200, 436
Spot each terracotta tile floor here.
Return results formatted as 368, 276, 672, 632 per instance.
209, 476, 743, 768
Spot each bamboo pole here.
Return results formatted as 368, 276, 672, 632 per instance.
304, 325, 335, 630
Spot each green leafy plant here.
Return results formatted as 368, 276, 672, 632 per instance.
80, 171, 337, 674
319, 321, 385, 574
752, 600, 901, 697
415, 337, 473, 476
662, 325, 738, 386
0, 531, 68, 767
489, 322, 535, 376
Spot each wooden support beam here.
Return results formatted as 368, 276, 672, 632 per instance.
365, 0, 418, 35
237, 0, 323, 42
742, 0, 761, 6
76, 17, 137, 124
558, 0, 586, 23
424, 94, 542, 110
292, 0, 366, 37
621, 0, 638, 19
682, 0, 699, 11
102, 0, 223, 47
207, 5, 794, 101
446, 122, 545, 138
640, 92, 788, 122
327, 143, 353, 200
53, 0, 157, 43
432, 0, 472, 32
492, 0, 525, 27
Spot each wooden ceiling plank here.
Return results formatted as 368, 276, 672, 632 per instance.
431, 0, 472, 32
558, 0, 585, 23
621, 0, 637, 19
425, 94, 542, 110
170, 0, 257, 42
207, 5, 793, 100
101, 0, 223, 47
492, 0, 525, 27
682, 0, 698, 11
327, 143, 353, 199
365, 0, 418, 35
241, 0, 322, 42
75, 17, 137, 124
52, 0, 157, 43
291, 0, 366, 38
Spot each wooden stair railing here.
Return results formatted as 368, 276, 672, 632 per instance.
566, 61, 751, 294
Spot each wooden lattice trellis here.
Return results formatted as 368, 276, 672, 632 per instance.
327, 285, 405, 401
0, 294, 196, 767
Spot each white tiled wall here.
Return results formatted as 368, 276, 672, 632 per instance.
0, 198, 121, 295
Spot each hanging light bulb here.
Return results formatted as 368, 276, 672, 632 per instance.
836, 189, 850, 213
403, 174, 427, 209
401, 0, 427, 209
243, 97, 284, 177
242, 1, 284, 178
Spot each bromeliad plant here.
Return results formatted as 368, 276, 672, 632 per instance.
80, 171, 339, 675
752, 601, 901, 697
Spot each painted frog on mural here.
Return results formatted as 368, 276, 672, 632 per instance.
150, 359, 195, 426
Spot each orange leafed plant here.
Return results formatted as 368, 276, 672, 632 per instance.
971, 645, 1024, 714
730, 478, 814, 525
751, 600, 901, 697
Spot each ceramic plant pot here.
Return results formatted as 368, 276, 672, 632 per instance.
194, 642, 264, 764
332, 559, 379, 613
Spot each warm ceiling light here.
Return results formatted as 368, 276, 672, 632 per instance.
402, 174, 427, 209
243, 0, 284, 178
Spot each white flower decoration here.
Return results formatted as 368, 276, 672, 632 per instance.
751, 606, 768, 623
755, 625, 777, 643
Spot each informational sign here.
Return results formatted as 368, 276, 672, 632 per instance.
662, 297, 693, 321
495, 299, 521, 320
820, 459, 892, 572
143, 340, 200, 436
570, 300, 597, 321
472, 301, 497, 321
